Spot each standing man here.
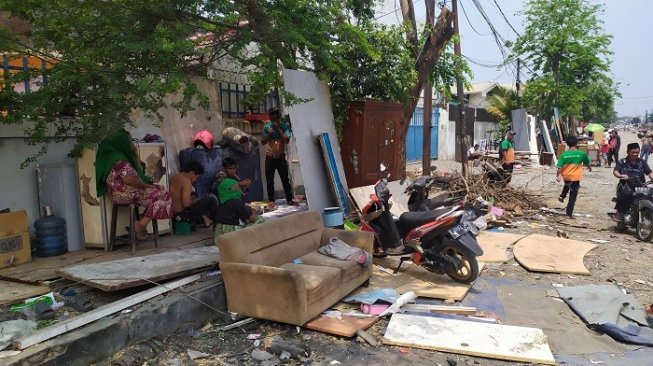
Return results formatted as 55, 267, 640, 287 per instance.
607, 129, 621, 168
261, 108, 297, 207
170, 161, 219, 227
556, 136, 592, 217
500, 130, 517, 183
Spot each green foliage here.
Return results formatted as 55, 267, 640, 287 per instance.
485, 86, 518, 135
0, 0, 379, 162
512, 0, 616, 122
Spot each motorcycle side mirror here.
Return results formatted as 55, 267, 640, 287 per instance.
379, 162, 388, 172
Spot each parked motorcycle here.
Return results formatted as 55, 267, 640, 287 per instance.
609, 181, 653, 241
403, 174, 461, 212
359, 169, 483, 284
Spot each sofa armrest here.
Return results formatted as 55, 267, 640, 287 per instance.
220, 262, 309, 324
320, 228, 374, 253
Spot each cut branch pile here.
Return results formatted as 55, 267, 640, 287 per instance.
430, 171, 546, 211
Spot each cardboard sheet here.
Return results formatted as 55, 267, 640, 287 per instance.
304, 314, 378, 337
383, 313, 556, 365
476, 231, 525, 263
513, 234, 596, 274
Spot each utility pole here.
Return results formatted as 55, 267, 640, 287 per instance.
516, 58, 521, 109
452, 0, 467, 175
422, 82, 433, 175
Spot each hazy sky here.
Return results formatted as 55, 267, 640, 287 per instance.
376, 0, 650, 118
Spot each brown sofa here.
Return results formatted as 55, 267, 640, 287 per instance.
217, 210, 373, 326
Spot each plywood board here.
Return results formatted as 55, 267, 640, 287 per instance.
56, 247, 219, 291
371, 256, 478, 301
283, 69, 349, 214
383, 313, 556, 365
349, 180, 409, 217
395, 264, 483, 301
0, 229, 213, 283
476, 231, 525, 263
513, 234, 596, 275
304, 314, 378, 337
0, 280, 50, 305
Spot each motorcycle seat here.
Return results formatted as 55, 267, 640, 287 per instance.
399, 208, 451, 230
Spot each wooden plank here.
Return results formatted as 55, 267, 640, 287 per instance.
304, 314, 378, 337
13, 274, 202, 350
56, 247, 218, 291
513, 234, 596, 275
395, 262, 484, 301
383, 313, 556, 365
402, 304, 476, 315
476, 232, 525, 263
0, 280, 50, 305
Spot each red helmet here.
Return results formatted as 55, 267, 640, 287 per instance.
193, 130, 214, 149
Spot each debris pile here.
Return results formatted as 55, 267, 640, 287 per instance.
431, 172, 546, 211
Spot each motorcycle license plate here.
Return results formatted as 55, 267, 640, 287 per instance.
462, 210, 477, 221
448, 223, 467, 239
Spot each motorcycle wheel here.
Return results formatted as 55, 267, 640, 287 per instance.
636, 207, 653, 242
441, 239, 480, 284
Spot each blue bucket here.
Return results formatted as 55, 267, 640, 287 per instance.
322, 207, 344, 227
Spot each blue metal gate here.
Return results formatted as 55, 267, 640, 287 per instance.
406, 107, 439, 161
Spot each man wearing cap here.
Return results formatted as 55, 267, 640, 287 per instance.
613, 142, 653, 222
500, 130, 517, 183
261, 108, 297, 207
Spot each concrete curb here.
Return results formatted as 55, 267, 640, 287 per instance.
5, 277, 227, 366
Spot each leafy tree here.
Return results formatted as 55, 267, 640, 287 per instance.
0, 0, 380, 160
511, 0, 616, 132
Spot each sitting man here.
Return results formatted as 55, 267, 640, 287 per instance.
613, 142, 653, 222
214, 158, 260, 242
170, 160, 219, 227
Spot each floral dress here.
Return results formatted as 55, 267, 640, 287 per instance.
105, 160, 172, 219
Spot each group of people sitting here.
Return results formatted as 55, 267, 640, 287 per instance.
94, 128, 262, 244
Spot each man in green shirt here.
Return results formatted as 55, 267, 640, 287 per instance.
556, 136, 591, 217
500, 130, 517, 183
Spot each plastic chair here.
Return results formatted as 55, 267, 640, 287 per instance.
109, 202, 159, 254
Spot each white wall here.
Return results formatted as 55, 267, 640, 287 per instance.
0, 138, 77, 232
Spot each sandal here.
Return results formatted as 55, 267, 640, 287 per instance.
64, 294, 93, 312
125, 226, 151, 241
34, 301, 55, 320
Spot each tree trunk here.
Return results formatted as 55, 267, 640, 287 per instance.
396, 8, 454, 175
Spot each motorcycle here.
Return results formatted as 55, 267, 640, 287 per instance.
359, 169, 483, 284
403, 174, 461, 212
609, 181, 653, 242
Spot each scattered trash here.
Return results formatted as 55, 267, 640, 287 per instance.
205, 270, 221, 277
187, 327, 201, 339
252, 349, 275, 361
323, 310, 342, 320
187, 349, 210, 360
447, 357, 458, 366
380, 291, 417, 317
556, 229, 569, 239
120, 309, 133, 314
247, 333, 262, 340
490, 206, 505, 217
279, 351, 291, 360
254, 340, 261, 347
356, 329, 379, 346
330, 361, 341, 365
221, 317, 256, 331
265, 337, 311, 359
0, 350, 21, 358
360, 303, 390, 315
400, 347, 409, 354
588, 239, 609, 244
343, 288, 399, 305
551, 283, 564, 288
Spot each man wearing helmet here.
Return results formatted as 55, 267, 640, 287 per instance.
261, 108, 297, 207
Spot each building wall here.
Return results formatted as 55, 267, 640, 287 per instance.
0, 135, 77, 232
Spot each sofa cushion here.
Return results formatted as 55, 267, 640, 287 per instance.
218, 211, 324, 266
280, 263, 341, 305
299, 251, 367, 283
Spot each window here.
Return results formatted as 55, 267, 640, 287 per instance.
219, 82, 280, 118
1, 54, 50, 93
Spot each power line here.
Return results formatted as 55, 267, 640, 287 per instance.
375, 0, 424, 20
459, 0, 492, 36
462, 54, 503, 68
491, 0, 521, 37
